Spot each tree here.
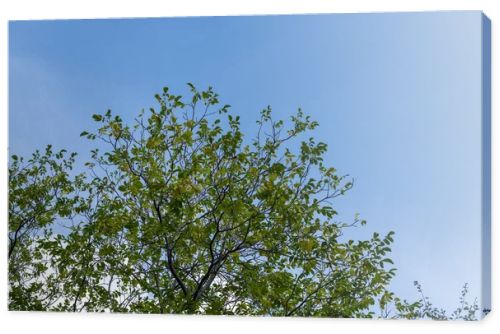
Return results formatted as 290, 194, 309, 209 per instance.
8, 84, 480, 319
8, 146, 82, 310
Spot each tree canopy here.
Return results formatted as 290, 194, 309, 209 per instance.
8, 84, 480, 319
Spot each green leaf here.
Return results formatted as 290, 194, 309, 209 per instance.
92, 114, 103, 121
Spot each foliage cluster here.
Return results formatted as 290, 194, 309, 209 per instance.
8, 85, 480, 319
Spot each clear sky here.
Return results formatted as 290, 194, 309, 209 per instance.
9, 11, 488, 314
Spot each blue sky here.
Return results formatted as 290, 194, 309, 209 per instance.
9, 11, 488, 314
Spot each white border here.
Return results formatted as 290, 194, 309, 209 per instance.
0, 1, 498, 333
